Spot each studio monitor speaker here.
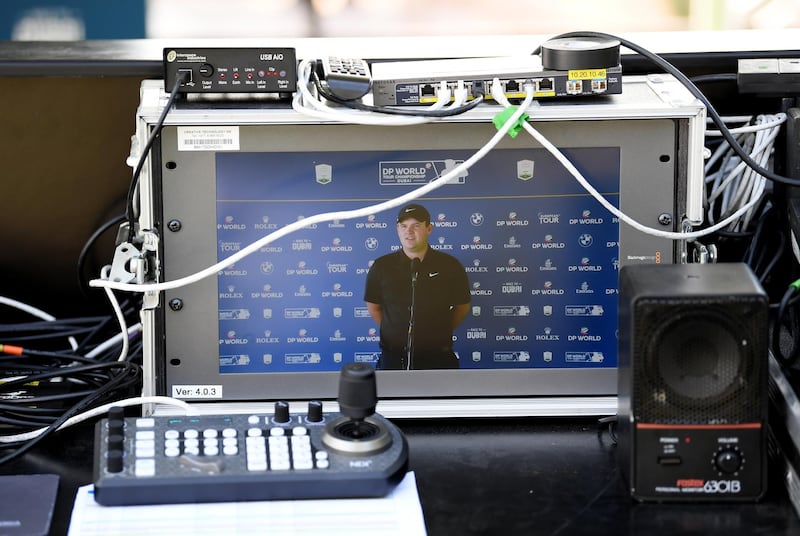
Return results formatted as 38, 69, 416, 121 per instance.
617, 262, 768, 501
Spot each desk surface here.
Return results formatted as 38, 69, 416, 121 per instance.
2, 418, 799, 536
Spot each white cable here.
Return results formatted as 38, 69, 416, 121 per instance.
100, 265, 130, 361
706, 114, 784, 230
705, 114, 786, 136
708, 117, 781, 206
0, 282, 136, 363
90, 85, 537, 294
489, 79, 763, 241
791, 229, 800, 265
85, 323, 142, 359
292, 59, 478, 127
292, 59, 449, 126
0, 396, 194, 444
0, 296, 79, 351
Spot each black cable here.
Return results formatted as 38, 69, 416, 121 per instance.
0, 301, 144, 463
770, 292, 800, 310
1, 329, 109, 345
74, 299, 137, 355
755, 230, 786, 284
690, 73, 737, 84
77, 213, 126, 296
772, 284, 800, 368
124, 76, 184, 243
0, 315, 109, 329
597, 415, 617, 445
534, 31, 800, 187
0, 360, 141, 464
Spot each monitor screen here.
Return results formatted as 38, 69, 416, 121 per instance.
213, 145, 620, 373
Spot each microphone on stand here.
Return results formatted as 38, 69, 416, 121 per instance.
410, 257, 420, 283
406, 258, 421, 370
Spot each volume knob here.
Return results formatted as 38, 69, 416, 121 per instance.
715, 449, 742, 474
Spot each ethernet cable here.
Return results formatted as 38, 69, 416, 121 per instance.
313, 69, 484, 117
293, 58, 457, 126
706, 113, 785, 231
99, 265, 130, 362
489, 79, 766, 241
90, 84, 537, 294
705, 114, 786, 138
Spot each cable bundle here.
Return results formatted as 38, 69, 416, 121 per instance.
705, 113, 787, 232
0, 296, 143, 464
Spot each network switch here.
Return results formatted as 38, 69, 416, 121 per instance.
370, 56, 621, 106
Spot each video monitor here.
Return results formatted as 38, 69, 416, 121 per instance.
141, 76, 705, 416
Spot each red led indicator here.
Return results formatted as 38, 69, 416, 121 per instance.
684, 437, 691, 444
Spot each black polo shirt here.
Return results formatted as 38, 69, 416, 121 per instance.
364, 248, 470, 369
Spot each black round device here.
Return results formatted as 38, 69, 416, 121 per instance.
540, 36, 621, 71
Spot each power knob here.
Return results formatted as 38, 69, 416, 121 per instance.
714, 449, 742, 474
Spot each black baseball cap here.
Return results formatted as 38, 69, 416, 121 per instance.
397, 204, 430, 223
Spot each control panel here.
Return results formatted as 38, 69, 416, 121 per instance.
93, 364, 409, 506
163, 47, 297, 94
633, 425, 766, 500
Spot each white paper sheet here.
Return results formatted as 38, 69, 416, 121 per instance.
68, 471, 426, 536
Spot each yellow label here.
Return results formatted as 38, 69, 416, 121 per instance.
568, 69, 607, 80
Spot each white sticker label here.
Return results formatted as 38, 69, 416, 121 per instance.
177, 126, 239, 151
172, 385, 223, 399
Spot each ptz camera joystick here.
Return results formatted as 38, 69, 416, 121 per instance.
92, 362, 408, 505
322, 363, 394, 454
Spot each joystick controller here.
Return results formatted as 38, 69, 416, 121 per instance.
323, 363, 392, 454
92, 364, 408, 506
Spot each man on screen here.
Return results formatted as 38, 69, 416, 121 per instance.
364, 203, 471, 370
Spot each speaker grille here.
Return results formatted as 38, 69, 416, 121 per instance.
632, 297, 766, 425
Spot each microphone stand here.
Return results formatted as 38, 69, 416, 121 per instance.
406, 258, 420, 370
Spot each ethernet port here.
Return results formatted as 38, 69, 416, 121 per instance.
538, 78, 554, 92
504, 80, 520, 93
420, 84, 436, 98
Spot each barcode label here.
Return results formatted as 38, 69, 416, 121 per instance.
177, 126, 240, 151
